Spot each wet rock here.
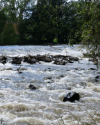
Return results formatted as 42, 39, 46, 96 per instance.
12, 57, 22, 64
69, 57, 79, 61
6, 68, 13, 70
95, 76, 100, 82
23, 56, 29, 62
67, 87, 71, 90
1, 60, 6, 64
74, 68, 79, 70
54, 60, 66, 65
35, 55, 51, 62
44, 79, 54, 83
29, 84, 36, 90
95, 76, 100, 79
44, 76, 52, 80
12, 60, 21, 64
24, 56, 38, 64
12, 57, 22, 61
60, 75, 65, 78
89, 68, 96, 70
28, 58, 37, 64
0, 56, 7, 60
68, 60, 73, 63
0, 56, 7, 64
63, 92, 80, 102
0, 54, 79, 65
47, 68, 53, 71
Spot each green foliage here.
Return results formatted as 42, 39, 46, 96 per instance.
1, 0, 100, 52
0, 10, 7, 33
0, 23, 19, 45
77, 1, 100, 59
53, 38, 58, 43
19, 0, 80, 44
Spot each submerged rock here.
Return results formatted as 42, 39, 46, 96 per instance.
63, 92, 80, 102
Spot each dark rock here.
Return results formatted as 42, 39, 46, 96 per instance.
27, 58, 37, 64
23, 56, 29, 62
1, 60, 7, 64
63, 92, 80, 102
0, 56, 7, 64
74, 68, 79, 70
95, 76, 100, 79
12, 57, 22, 61
89, 68, 96, 70
29, 84, 36, 90
0, 56, 7, 60
12, 60, 21, 64
68, 60, 73, 63
35, 55, 51, 62
60, 75, 65, 78
69, 57, 79, 61
12, 57, 22, 64
0, 54, 79, 65
23, 56, 38, 64
54, 60, 66, 65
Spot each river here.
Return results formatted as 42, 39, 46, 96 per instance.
0, 45, 100, 125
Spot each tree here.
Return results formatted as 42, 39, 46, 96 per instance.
0, 23, 19, 45
0, 9, 7, 33
78, 1, 100, 60
23, 0, 66, 44
0, 0, 35, 45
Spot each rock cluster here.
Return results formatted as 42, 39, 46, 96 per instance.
0, 55, 79, 65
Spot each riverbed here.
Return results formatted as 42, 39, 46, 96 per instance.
0, 45, 100, 125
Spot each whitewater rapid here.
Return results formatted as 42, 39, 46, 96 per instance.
0, 45, 100, 125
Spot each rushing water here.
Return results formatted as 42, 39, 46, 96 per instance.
0, 45, 100, 125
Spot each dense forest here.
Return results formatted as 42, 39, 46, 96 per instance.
0, 0, 100, 51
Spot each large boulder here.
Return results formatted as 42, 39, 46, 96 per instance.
12, 57, 22, 64
35, 55, 51, 62
63, 92, 80, 102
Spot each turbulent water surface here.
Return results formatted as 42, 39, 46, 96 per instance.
0, 45, 100, 125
